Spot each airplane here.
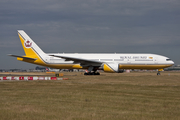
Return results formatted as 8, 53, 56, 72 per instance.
9, 30, 174, 75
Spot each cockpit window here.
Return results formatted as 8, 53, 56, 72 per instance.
166, 59, 172, 61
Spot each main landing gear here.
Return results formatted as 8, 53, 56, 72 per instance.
84, 72, 100, 75
84, 66, 100, 75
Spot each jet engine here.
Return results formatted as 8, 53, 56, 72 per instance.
103, 63, 124, 73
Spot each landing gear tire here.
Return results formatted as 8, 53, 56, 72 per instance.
84, 72, 89, 75
95, 72, 100, 75
157, 72, 161, 75
84, 72, 100, 75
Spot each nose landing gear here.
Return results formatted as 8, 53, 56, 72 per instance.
157, 71, 161, 75
157, 69, 163, 75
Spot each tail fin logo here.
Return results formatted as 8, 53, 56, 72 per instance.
24, 40, 32, 48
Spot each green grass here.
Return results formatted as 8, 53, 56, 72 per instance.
0, 72, 180, 120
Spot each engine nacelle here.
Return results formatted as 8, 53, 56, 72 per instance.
103, 63, 124, 73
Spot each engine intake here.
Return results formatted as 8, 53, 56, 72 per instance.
103, 63, 124, 73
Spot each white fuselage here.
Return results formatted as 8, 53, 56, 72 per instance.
46, 53, 172, 65
41, 53, 174, 70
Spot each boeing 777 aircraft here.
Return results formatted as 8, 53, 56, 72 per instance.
9, 30, 174, 75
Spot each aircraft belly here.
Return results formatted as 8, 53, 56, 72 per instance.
119, 64, 172, 69
43, 64, 83, 69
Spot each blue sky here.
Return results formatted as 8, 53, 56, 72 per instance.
0, 0, 180, 69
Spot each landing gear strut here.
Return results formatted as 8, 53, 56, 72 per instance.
157, 69, 163, 75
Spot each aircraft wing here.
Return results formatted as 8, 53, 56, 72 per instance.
8, 54, 37, 60
49, 54, 102, 66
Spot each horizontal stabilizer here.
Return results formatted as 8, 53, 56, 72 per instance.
8, 54, 37, 60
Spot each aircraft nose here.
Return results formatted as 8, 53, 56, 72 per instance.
166, 58, 174, 65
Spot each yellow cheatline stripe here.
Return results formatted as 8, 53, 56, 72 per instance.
17, 56, 82, 69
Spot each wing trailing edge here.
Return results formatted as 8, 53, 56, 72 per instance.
49, 54, 102, 66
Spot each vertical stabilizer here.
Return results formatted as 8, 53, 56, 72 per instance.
17, 30, 47, 65
18, 30, 45, 56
